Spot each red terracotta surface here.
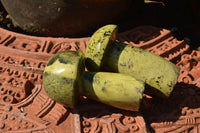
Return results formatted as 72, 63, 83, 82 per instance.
0, 26, 199, 133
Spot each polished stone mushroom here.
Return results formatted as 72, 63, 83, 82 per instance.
85, 24, 180, 98
43, 51, 145, 111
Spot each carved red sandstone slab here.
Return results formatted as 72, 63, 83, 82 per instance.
0, 26, 199, 133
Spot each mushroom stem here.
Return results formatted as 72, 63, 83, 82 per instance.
81, 71, 144, 111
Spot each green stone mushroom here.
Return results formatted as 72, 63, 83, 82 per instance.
43, 51, 145, 111
85, 24, 180, 98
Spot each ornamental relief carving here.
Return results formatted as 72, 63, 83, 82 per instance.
0, 26, 199, 132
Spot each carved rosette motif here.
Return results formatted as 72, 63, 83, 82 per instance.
0, 25, 199, 133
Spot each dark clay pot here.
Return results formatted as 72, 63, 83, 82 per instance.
1, 0, 133, 37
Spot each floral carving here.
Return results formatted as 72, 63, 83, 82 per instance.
177, 50, 200, 87
80, 103, 146, 133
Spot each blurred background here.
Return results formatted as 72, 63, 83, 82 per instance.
0, 0, 199, 50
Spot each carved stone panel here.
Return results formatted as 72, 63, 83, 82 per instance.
0, 26, 199, 133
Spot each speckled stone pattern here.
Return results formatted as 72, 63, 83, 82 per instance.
85, 25, 117, 72
85, 25, 180, 98
0, 25, 199, 133
82, 72, 145, 111
43, 51, 85, 108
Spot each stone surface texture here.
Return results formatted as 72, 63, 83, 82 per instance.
0, 25, 199, 133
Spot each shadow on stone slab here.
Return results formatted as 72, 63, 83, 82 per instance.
141, 82, 200, 133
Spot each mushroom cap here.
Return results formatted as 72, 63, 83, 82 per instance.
85, 24, 118, 71
43, 51, 85, 108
